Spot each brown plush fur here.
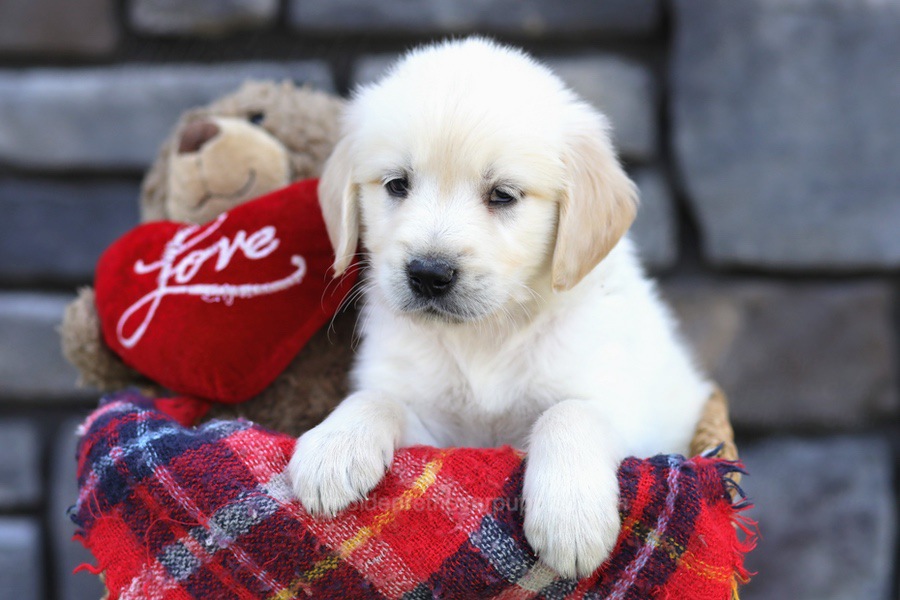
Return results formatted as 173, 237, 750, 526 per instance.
210, 308, 357, 437
141, 81, 344, 224
61, 287, 153, 392
59, 80, 737, 456
60, 80, 355, 434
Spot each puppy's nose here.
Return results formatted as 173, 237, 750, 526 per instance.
178, 119, 220, 154
407, 257, 457, 299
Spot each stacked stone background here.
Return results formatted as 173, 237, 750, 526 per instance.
0, 0, 897, 598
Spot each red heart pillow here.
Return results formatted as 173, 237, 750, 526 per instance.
95, 179, 356, 403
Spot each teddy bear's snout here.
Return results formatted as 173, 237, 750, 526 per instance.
178, 119, 221, 155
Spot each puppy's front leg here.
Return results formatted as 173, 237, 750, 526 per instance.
524, 400, 623, 579
288, 390, 405, 517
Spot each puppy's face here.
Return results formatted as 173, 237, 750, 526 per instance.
320, 39, 638, 324
355, 121, 563, 323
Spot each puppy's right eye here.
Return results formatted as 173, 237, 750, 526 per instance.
385, 177, 410, 198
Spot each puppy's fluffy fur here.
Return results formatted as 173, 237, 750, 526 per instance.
289, 38, 710, 578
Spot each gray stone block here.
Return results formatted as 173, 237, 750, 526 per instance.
671, 0, 900, 269
0, 0, 118, 57
631, 167, 677, 270
130, 0, 279, 36
350, 56, 395, 90
547, 57, 657, 161
291, 0, 660, 36
353, 54, 657, 162
740, 436, 895, 600
0, 420, 41, 511
0, 518, 42, 600
0, 62, 335, 171
664, 280, 898, 429
0, 178, 140, 284
0, 293, 95, 402
51, 417, 106, 600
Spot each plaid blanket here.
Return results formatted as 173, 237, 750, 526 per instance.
71, 391, 754, 599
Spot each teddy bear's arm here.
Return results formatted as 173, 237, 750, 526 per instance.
60, 287, 152, 391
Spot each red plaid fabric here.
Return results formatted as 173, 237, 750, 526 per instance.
72, 391, 754, 599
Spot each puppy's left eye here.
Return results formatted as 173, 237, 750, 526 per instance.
385, 177, 410, 198
489, 188, 517, 206
248, 112, 266, 125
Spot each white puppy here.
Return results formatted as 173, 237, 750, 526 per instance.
289, 38, 710, 579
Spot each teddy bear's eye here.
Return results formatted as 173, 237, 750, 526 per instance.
248, 112, 266, 126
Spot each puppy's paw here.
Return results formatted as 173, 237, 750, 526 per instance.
288, 419, 395, 517
524, 400, 624, 579
523, 468, 621, 579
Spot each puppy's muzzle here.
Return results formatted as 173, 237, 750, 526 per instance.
406, 257, 458, 299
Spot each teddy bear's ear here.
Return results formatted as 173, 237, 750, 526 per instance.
281, 85, 346, 180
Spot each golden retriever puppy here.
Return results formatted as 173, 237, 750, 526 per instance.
289, 37, 710, 578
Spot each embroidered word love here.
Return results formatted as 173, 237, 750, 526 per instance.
117, 213, 307, 348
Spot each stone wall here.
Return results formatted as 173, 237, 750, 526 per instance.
0, 1, 897, 599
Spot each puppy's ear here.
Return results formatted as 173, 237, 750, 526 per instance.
552, 110, 638, 292
318, 136, 359, 276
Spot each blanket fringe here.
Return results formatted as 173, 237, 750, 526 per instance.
713, 459, 758, 599
74, 562, 104, 576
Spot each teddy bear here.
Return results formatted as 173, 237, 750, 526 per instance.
60, 79, 356, 436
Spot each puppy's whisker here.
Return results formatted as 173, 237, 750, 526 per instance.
321, 272, 364, 321
339, 285, 371, 323
325, 265, 373, 342
335, 267, 371, 308
516, 282, 544, 306
514, 296, 534, 322
500, 306, 516, 338
321, 259, 367, 299
351, 302, 378, 351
